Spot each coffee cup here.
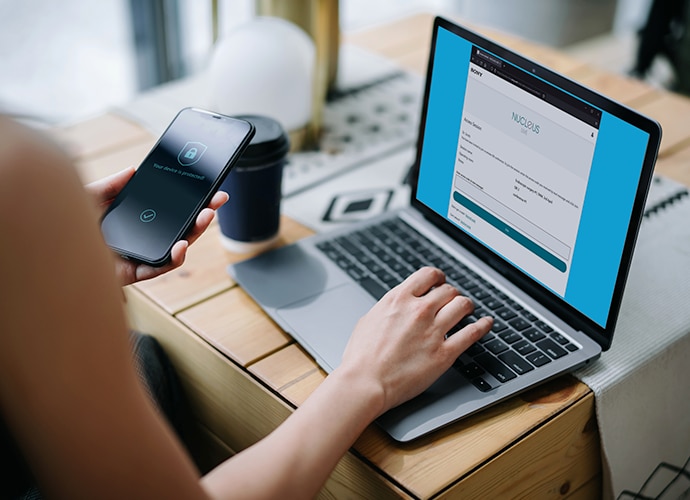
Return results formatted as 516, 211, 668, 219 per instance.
217, 114, 290, 253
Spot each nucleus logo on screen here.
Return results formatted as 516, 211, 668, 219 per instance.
178, 141, 207, 166
511, 111, 540, 134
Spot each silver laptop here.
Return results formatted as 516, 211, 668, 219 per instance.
229, 16, 661, 442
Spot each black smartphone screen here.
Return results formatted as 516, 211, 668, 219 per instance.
101, 108, 255, 266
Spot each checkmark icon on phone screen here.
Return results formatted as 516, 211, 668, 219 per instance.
140, 209, 157, 223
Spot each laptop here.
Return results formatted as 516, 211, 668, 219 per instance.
229, 16, 661, 442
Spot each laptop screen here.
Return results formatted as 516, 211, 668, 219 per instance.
414, 19, 660, 346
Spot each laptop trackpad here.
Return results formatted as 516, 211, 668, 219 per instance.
277, 283, 376, 372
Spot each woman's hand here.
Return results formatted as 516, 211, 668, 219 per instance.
86, 167, 229, 286
338, 266, 493, 415
202, 267, 493, 499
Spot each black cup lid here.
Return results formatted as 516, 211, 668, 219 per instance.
234, 114, 290, 168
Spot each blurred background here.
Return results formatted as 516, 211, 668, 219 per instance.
0, 0, 684, 127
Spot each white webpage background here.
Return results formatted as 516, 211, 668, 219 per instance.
449, 62, 597, 294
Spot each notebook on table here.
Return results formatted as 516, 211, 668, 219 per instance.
229, 16, 662, 442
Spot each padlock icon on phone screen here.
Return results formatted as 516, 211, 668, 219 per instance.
178, 141, 207, 166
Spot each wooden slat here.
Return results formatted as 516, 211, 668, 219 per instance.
440, 394, 600, 500
577, 70, 660, 107
634, 90, 690, 157
394, 46, 431, 76
131, 224, 238, 315
185, 422, 234, 474
345, 12, 589, 79
654, 142, 690, 187
343, 13, 436, 62
133, 216, 313, 315
177, 287, 293, 367
48, 112, 152, 160
249, 343, 322, 392
75, 138, 155, 184
567, 475, 603, 500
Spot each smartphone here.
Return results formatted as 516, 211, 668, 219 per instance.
100, 107, 255, 266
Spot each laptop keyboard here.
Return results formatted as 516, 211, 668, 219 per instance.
316, 217, 580, 392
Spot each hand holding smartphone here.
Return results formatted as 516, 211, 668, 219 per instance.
100, 108, 255, 266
